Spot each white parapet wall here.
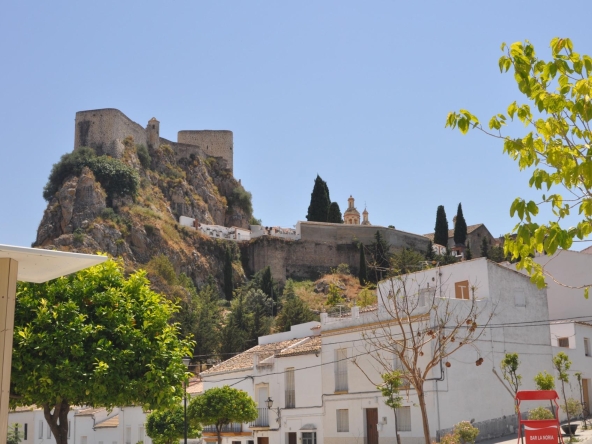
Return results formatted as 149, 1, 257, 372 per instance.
250, 224, 300, 240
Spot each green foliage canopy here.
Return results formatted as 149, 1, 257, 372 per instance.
434, 206, 449, 247
43, 147, 140, 202
146, 404, 201, 444
275, 280, 316, 332
11, 259, 193, 444
306, 175, 331, 222
327, 202, 343, 223
188, 386, 257, 444
447, 38, 592, 296
500, 352, 522, 395
534, 371, 555, 390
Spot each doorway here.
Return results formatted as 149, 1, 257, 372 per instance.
583, 379, 590, 415
366, 408, 379, 444
287, 432, 297, 444
257, 438, 269, 444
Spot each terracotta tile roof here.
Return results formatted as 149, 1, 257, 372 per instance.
424, 224, 484, 241
186, 379, 203, 395
95, 415, 119, 428
202, 336, 321, 376
76, 408, 106, 416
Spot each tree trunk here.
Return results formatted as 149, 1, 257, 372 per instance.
561, 383, 573, 437
43, 400, 70, 444
417, 387, 431, 444
216, 424, 222, 444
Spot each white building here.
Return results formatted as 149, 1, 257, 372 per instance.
8, 406, 151, 444
200, 322, 322, 444
319, 258, 554, 444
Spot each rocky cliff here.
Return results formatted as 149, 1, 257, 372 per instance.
34, 139, 251, 289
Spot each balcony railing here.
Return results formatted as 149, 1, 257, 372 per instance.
202, 423, 243, 433
250, 408, 269, 427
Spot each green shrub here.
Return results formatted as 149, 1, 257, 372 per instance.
331, 264, 350, 275
73, 228, 85, 244
326, 284, 343, 306
144, 224, 156, 236
228, 186, 253, 215
453, 421, 479, 444
529, 407, 554, 420
43, 147, 140, 202
440, 433, 459, 444
147, 254, 177, 285
562, 398, 583, 418
136, 144, 151, 169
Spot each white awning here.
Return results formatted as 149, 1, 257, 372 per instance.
0, 244, 107, 283
300, 424, 317, 430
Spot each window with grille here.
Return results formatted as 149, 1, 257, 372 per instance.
138, 425, 145, 442
47, 423, 52, 439
68, 421, 71, 438
396, 406, 412, 431
337, 409, 349, 432
455, 281, 470, 299
38, 421, 43, 439
285, 367, 295, 408
584, 338, 591, 357
334, 349, 348, 392
125, 426, 131, 444
558, 337, 569, 348
393, 353, 410, 388
302, 432, 317, 444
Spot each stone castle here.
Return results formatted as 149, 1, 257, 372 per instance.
74, 108, 234, 173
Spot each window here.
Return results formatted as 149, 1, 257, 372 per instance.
47, 423, 52, 439
584, 338, 591, 356
125, 426, 131, 444
335, 349, 348, 392
455, 281, 470, 299
285, 367, 295, 408
138, 425, 145, 442
24, 423, 27, 440
396, 406, 412, 432
232, 442, 241, 444
38, 421, 43, 439
558, 337, 569, 348
68, 421, 71, 438
337, 409, 349, 432
302, 432, 317, 444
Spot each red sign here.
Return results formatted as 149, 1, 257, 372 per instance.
524, 425, 559, 444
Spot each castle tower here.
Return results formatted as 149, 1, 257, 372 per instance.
178, 130, 233, 173
361, 208, 371, 225
343, 196, 360, 225
147, 117, 160, 148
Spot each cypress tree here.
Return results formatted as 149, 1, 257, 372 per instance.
223, 248, 234, 301
434, 205, 449, 247
480, 237, 489, 258
465, 241, 473, 260
327, 202, 343, 223
369, 231, 391, 283
425, 240, 435, 260
306, 175, 331, 222
453, 203, 468, 245
359, 244, 368, 285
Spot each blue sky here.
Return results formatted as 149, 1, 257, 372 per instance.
2, 1, 591, 248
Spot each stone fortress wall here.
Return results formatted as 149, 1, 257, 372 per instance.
74, 108, 234, 173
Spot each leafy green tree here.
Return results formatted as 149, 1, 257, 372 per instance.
306, 175, 331, 222
188, 386, 258, 444
453, 203, 468, 245
326, 284, 343, 306
244, 289, 273, 341
146, 404, 201, 444
6, 424, 22, 444
359, 244, 368, 285
378, 371, 404, 444
220, 293, 250, 354
465, 241, 473, 260
327, 202, 343, 223
553, 352, 574, 435
275, 280, 316, 332
11, 259, 193, 444
389, 248, 425, 276
500, 353, 522, 398
488, 245, 507, 263
534, 371, 555, 390
480, 237, 489, 259
223, 247, 234, 301
434, 205, 449, 247
357, 287, 377, 307
192, 278, 223, 367
446, 38, 592, 295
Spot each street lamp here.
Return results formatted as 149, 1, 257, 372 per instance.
182, 357, 191, 444
265, 397, 281, 425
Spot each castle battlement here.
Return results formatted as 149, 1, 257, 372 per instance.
74, 108, 234, 173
